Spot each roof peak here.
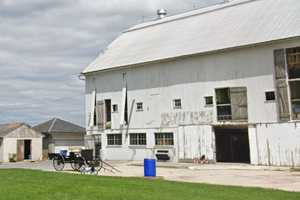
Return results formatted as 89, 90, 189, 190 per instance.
34, 118, 85, 134
125, 0, 258, 33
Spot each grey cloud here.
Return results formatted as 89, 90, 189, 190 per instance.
0, 0, 71, 18
0, 0, 224, 126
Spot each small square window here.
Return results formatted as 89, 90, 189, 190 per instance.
265, 91, 276, 101
173, 99, 182, 109
136, 102, 143, 111
205, 96, 213, 105
112, 104, 118, 112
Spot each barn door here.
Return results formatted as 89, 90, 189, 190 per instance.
230, 87, 248, 121
96, 100, 105, 129
274, 49, 290, 121
17, 140, 24, 161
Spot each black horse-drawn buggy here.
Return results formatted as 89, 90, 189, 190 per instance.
49, 149, 120, 175
49, 149, 103, 175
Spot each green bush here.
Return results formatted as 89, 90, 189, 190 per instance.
9, 153, 17, 162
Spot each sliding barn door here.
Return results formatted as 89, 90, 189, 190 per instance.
230, 87, 248, 121
274, 49, 290, 121
17, 140, 24, 161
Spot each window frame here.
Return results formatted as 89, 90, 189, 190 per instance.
286, 47, 300, 120
215, 88, 232, 120
129, 133, 147, 146
265, 91, 276, 102
173, 99, 182, 110
204, 96, 214, 106
136, 102, 143, 112
215, 87, 248, 121
289, 79, 300, 119
155, 132, 174, 146
107, 134, 122, 146
112, 104, 118, 113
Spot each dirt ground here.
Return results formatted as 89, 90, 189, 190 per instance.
1, 160, 300, 192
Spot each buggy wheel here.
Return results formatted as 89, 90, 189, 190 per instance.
92, 160, 103, 175
53, 155, 65, 171
94, 167, 101, 175
72, 157, 85, 171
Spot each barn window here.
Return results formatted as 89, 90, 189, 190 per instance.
205, 96, 214, 106
215, 87, 248, 121
173, 99, 182, 109
112, 104, 118, 112
107, 134, 122, 146
96, 99, 112, 129
286, 47, 300, 79
265, 91, 276, 101
136, 102, 143, 111
130, 133, 146, 145
289, 80, 300, 119
216, 88, 232, 120
286, 47, 300, 120
155, 133, 174, 146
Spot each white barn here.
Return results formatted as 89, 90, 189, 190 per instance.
82, 0, 300, 166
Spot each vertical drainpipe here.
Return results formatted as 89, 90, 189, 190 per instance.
254, 124, 261, 165
211, 126, 216, 162
120, 72, 127, 127
176, 126, 181, 162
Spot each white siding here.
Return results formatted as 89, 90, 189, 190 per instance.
85, 38, 300, 166
0, 139, 3, 162
250, 122, 300, 167
2, 138, 43, 162
86, 38, 300, 128
51, 132, 85, 153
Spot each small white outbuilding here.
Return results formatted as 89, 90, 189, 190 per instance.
0, 123, 43, 162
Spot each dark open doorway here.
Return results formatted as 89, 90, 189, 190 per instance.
215, 127, 250, 163
24, 140, 31, 160
94, 135, 102, 159
105, 99, 111, 123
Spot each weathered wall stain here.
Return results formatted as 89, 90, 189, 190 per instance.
161, 111, 213, 126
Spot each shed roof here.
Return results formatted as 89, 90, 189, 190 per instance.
33, 118, 85, 134
0, 123, 27, 137
83, 0, 300, 74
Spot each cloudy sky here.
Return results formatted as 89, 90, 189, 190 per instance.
0, 0, 223, 127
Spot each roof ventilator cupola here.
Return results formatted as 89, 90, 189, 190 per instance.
157, 9, 167, 19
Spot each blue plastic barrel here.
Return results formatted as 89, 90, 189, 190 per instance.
144, 159, 156, 177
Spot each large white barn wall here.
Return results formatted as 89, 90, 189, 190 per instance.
85, 38, 300, 165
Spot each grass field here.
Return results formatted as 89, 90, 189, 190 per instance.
0, 169, 299, 200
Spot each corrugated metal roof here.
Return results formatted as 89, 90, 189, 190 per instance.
33, 118, 85, 134
83, 0, 300, 74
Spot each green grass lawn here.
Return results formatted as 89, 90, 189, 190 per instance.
0, 169, 299, 200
